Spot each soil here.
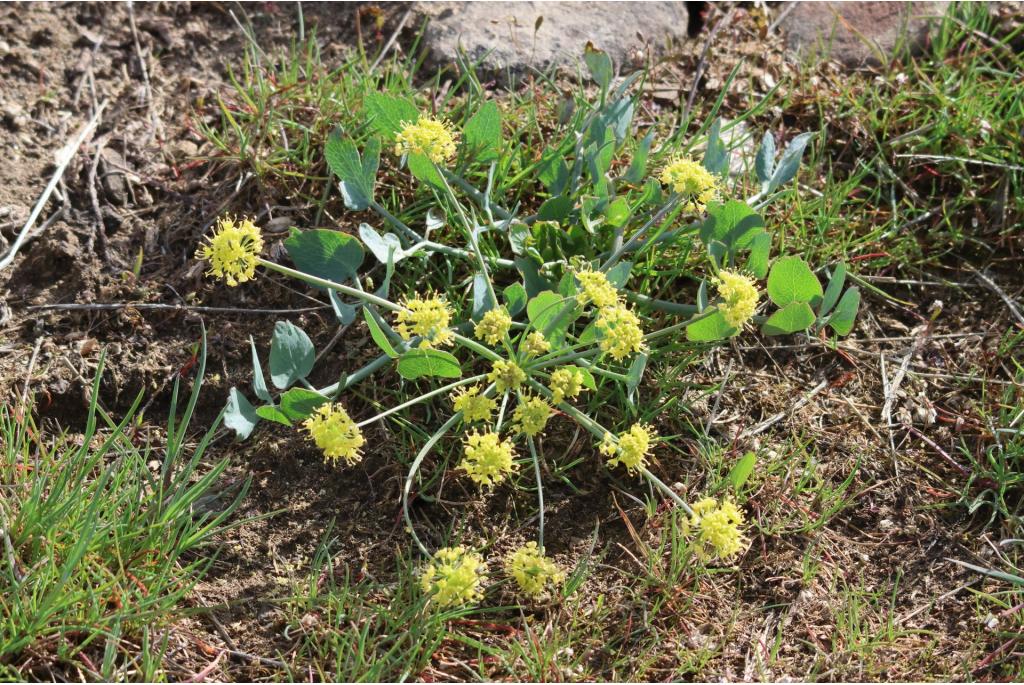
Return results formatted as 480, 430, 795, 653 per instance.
1, 1, 1021, 681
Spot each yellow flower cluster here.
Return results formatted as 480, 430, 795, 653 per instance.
421, 546, 487, 607
505, 542, 565, 597
512, 396, 553, 437
451, 385, 496, 423
715, 270, 759, 330
595, 304, 645, 360
302, 403, 365, 465
548, 366, 585, 404
195, 216, 264, 287
488, 359, 526, 392
601, 423, 656, 474
576, 268, 620, 309
394, 116, 458, 164
461, 431, 517, 486
474, 307, 512, 345
658, 156, 721, 213
522, 331, 550, 357
395, 294, 454, 348
690, 497, 746, 560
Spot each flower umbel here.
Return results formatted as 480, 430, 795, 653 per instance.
548, 366, 585, 405
522, 331, 551, 357
461, 431, 518, 486
395, 294, 454, 348
302, 403, 365, 465
604, 423, 656, 474
421, 546, 487, 607
512, 396, 553, 437
505, 542, 565, 597
576, 268, 620, 309
715, 270, 760, 330
394, 116, 458, 164
475, 307, 513, 346
690, 497, 746, 560
489, 359, 526, 392
195, 216, 264, 286
451, 385, 496, 423
595, 304, 645, 361
658, 156, 721, 213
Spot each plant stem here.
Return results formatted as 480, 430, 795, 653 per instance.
258, 259, 401, 312
452, 333, 503, 363
527, 436, 545, 549
368, 199, 422, 245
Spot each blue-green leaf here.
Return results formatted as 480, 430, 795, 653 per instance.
472, 272, 496, 320
768, 132, 813, 192
819, 263, 847, 318
249, 336, 271, 402
504, 283, 527, 316
755, 132, 775, 185
703, 118, 729, 176
285, 229, 364, 286
225, 387, 259, 439
583, 42, 613, 94
358, 223, 403, 264
325, 131, 379, 210
269, 321, 315, 389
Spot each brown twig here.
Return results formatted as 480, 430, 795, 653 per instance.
27, 302, 330, 315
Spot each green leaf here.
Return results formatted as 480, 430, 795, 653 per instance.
528, 291, 577, 345
727, 452, 756, 490
406, 152, 444, 188
766, 256, 823, 307
624, 130, 654, 184
605, 261, 633, 288
626, 353, 647, 398
515, 257, 552, 298
605, 198, 631, 228
747, 232, 771, 278
583, 42, 613, 94
537, 196, 573, 221
463, 100, 502, 162
700, 200, 765, 250
819, 263, 847, 318
768, 132, 813, 192
279, 387, 330, 421
686, 310, 737, 341
363, 307, 398, 358
256, 405, 292, 426
285, 229, 365, 286
828, 287, 861, 336
249, 336, 271, 402
575, 366, 598, 391
503, 283, 527, 316
365, 92, 418, 139
325, 131, 379, 210
761, 301, 816, 336
269, 321, 316, 389
397, 349, 462, 380
537, 148, 570, 195
224, 387, 259, 439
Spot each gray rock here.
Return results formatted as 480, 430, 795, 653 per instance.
418, 2, 689, 84
780, 1, 950, 66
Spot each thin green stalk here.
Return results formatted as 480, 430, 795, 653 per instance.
434, 163, 499, 310
356, 374, 486, 428
368, 199, 423, 245
452, 333, 503, 363
403, 412, 465, 557
527, 437, 545, 549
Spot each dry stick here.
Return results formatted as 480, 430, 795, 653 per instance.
87, 133, 113, 263
368, 6, 412, 72
971, 267, 1024, 328
0, 102, 107, 271
27, 302, 330, 315
682, 6, 735, 123
19, 338, 43, 408
904, 424, 973, 478
738, 379, 828, 439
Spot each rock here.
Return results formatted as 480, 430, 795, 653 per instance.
780, 2, 950, 66
99, 148, 129, 206
418, 2, 689, 85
